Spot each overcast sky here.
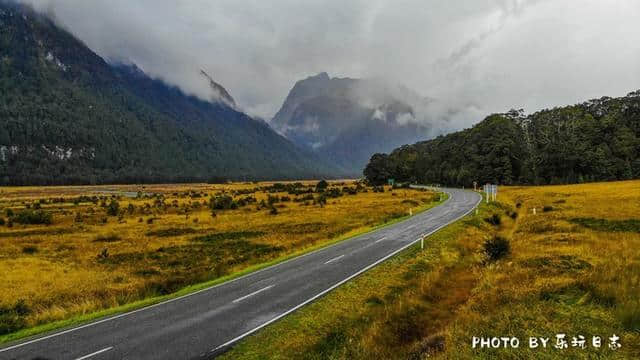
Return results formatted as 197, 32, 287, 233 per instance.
20, 0, 640, 128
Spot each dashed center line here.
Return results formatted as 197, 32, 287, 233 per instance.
375, 236, 387, 243
324, 255, 345, 264
75, 347, 113, 360
232, 285, 274, 303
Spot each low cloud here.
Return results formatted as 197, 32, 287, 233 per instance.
17, 0, 640, 131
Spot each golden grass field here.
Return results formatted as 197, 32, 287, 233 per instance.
0, 181, 439, 340
222, 180, 640, 359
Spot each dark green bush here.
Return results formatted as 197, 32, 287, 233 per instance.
209, 195, 237, 210
484, 236, 510, 261
543, 205, 553, 212
22, 246, 38, 254
316, 180, 329, 192
12, 210, 53, 225
0, 300, 30, 335
484, 214, 501, 226
106, 199, 120, 216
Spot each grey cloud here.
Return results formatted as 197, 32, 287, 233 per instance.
17, 0, 640, 130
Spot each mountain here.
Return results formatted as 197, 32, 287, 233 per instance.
271, 72, 438, 175
0, 3, 343, 185
364, 91, 640, 186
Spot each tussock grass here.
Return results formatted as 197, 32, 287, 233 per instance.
223, 180, 640, 359
0, 181, 440, 341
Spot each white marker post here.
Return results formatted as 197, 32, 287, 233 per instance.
533, 207, 537, 215
421, 236, 424, 250
410, 208, 413, 216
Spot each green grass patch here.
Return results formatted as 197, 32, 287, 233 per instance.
570, 217, 640, 233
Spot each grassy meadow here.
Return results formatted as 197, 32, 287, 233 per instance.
222, 180, 640, 359
0, 181, 440, 341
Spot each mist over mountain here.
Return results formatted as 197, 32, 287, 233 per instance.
271, 73, 450, 174
0, 2, 342, 185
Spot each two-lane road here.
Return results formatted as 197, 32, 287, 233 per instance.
1, 188, 481, 360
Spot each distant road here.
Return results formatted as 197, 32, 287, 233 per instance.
0, 188, 481, 360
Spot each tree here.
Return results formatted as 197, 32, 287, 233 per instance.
363, 153, 392, 185
315, 180, 329, 192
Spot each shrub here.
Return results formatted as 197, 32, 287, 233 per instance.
5, 209, 14, 217
12, 210, 53, 225
0, 300, 30, 335
316, 194, 327, 207
316, 180, 329, 192
106, 200, 120, 216
543, 205, 554, 212
97, 248, 109, 260
0, 217, 4, 226
484, 214, 501, 226
484, 236, 510, 261
210, 195, 237, 210
22, 246, 38, 254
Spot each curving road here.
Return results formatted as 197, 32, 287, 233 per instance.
0, 188, 481, 360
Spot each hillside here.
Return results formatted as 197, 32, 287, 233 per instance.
271, 73, 436, 175
0, 3, 341, 185
365, 92, 640, 185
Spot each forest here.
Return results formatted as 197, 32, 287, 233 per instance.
365, 91, 640, 186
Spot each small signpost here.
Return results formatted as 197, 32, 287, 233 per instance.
484, 183, 498, 203
388, 178, 395, 186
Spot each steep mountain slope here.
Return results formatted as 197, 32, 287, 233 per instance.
364, 92, 640, 186
0, 3, 341, 185
271, 73, 437, 174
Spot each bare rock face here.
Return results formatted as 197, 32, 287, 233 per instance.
271, 73, 437, 173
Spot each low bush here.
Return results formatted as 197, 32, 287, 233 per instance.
484, 214, 501, 226
210, 195, 238, 210
22, 246, 38, 254
483, 236, 510, 261
11, 210, 53, 225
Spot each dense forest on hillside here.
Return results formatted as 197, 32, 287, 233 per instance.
0, 3, 340, 185
364, 92, 640, 186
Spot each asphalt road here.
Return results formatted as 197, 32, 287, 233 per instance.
0, 188, 481, 360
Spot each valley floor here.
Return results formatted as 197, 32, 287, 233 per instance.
0, 181, 439, 342
221, 180, 640, 359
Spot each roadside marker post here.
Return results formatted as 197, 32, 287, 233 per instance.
421, 236, 424, 250
410, 208, 413, 216
533, 207, 537, 215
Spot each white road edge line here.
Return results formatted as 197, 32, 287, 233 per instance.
324, 255, 345, 264
375, 236, 387, 243
1, 195, 443, 353
232, 285, 274, 304
74, 346, 113, 360
212, 190, 482, 352
0, 189, 467, 354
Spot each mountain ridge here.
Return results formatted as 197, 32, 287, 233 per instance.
0, 2, 344, 185
271, 72, 436, 174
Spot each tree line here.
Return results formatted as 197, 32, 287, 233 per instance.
365, 92, 640, 186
